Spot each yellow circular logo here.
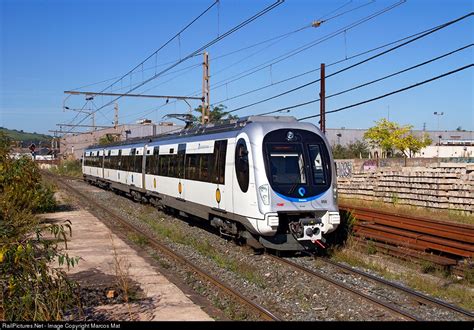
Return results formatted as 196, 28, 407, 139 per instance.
216, 188, 221, 204
178, 182, 182, 194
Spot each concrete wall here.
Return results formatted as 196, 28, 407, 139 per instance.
415, 145, 474, 158
336, 160, 473, 213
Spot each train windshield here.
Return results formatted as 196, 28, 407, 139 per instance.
263, 129, 331, 198
308, 145, 326, 184
268, 144, 306, 185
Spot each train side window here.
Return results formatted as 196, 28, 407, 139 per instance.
117, 150, 122, 169
159, 155, 169, 177
213, 140, 227, 184
200, 154, 210, 182
235, 138, 249, 192
169, 155, 176, 177
135, 155, 142, 173
186, 154, 197, 180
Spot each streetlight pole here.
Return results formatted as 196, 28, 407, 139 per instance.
433, 111, 444, 131
433, 112, 444, 160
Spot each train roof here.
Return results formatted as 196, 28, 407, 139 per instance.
85, 115, 299, 151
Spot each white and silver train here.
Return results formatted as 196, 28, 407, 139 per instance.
82, 116, 340, 251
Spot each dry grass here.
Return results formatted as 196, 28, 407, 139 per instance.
109, 232, 133, 320
135, 211, 266, 288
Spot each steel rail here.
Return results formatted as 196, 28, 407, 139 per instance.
339, 203, 474, 232
339, 204, 474, 261
46, 173, 281, 321
319, 257, 474, 319
267, 254, 421, 321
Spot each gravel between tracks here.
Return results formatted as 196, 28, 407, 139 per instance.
62, 178, 471, 321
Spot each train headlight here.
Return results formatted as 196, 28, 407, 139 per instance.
333, 187, 338, 202
258, 184, 270, 205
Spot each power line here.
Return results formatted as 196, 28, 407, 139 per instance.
211, 25, 443, 106
64, 1, 219, 128
200, 0, 405, 97
255, 44, 473, 116
99, 1, 219, 94
65, 0, 284, 134
320, 0, 376, 23
222, 12, 473, 115
297, 64, 473, 121
209, 0, 377, 78
68, 1, 372, 98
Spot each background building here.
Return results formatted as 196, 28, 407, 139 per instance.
60, 121, 182, 159
326, 128, 473, 158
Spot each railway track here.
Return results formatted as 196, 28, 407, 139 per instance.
270, 255, 473, 321
45, 172, 472, 320
46, 173, 281, 321
317, 257, 474, 318
269, 255, 420, 321
339, 203, 474, 268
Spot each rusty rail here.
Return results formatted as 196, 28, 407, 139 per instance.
339, 203, 474, 266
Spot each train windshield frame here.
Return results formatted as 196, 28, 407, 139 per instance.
262, 129, 331, 198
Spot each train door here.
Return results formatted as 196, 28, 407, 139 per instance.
232, 135, 259, 218
142, 145, 149, 190
213, 140, 227, 211
100, 149, 105, 179
135, 147, 144, 189
177, 144, 186, 200
117, 148, 128, 185
127, 148, 137, 187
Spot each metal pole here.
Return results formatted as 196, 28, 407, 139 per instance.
320, 63, 326, 134
114, 103, 119, 128
202, 51, 210, 124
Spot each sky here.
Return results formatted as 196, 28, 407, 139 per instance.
1, 0, 473, 136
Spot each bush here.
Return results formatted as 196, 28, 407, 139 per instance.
0, 132, 79, 320
51, 159, 82, 178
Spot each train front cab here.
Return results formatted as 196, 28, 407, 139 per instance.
240, 127, 340, 251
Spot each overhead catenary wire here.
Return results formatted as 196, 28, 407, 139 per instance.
209, 0, 377, 78
121, 12, 437, 126
297, 64, 473, 121
222, 11, 473, 115
255, 44, 473, 116
210, 25, 447, 107
98, 0, 220, 95
64, 0, 284, 134
64, 0, 219, 128
197, 0, 405, 98
68, 0, 372, 99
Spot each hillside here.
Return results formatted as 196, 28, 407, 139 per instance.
0, 127, 53, 144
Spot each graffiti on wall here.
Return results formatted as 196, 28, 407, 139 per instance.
336, 160, 353, 178
363, 159, 377, 171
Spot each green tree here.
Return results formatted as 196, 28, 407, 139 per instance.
394, 132, 432, 158
98, 133, 120, 146
332, 144, 348, 159
332, 140, 370, 159
192, 104, 238, 124
363, 118, 398, 157
364, 119, 431, 158
347, 140, 370, 159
